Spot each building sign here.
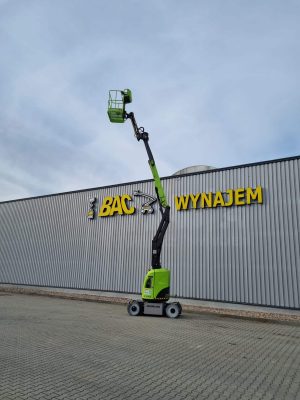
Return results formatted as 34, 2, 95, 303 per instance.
174, 186, 263, 211
88, 186, 263, 219
87, 190, 158, 219
96, 191, 158, 217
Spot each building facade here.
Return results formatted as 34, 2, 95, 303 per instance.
0, 156, 299, 309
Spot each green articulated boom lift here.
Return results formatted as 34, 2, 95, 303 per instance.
108, 89, 182, 318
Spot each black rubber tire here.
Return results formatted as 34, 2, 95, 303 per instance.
165, 303, 180, 318
127, 301, 141, 316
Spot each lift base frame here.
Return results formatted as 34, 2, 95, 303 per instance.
127, 300, 182, 318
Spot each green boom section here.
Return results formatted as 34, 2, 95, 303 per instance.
149, 160, 169, 208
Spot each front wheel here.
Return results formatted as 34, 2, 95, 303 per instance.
127, 301, 142, 316
165, 303, 181, 318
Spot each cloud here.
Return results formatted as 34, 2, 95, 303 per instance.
0, 0, 299, 202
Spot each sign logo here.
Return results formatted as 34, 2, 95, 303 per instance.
87, 190, 158, 219
87, 197, 96, 219
133, 190, 157, 214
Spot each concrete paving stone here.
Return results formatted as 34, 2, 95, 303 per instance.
0, 293, 299, 400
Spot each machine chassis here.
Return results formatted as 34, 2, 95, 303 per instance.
127, 300, 182, 318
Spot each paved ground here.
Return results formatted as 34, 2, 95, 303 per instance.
0, 294, 299, 400
2, 284, 300, 323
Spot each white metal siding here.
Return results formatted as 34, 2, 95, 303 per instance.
0, 157, 299, 308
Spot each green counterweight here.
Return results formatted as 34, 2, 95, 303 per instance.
142, 268, 170, 301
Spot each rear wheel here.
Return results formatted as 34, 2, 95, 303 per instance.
127, 301, 142, 316
165, 303, 180, 318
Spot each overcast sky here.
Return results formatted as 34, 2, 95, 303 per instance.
0, 0, 299, 202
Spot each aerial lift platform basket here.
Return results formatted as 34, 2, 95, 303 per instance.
108, 89, 132, 123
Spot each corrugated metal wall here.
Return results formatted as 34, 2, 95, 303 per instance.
0, 157, 299, 308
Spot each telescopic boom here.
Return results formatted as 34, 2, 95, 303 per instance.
125, 112, 170, 269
